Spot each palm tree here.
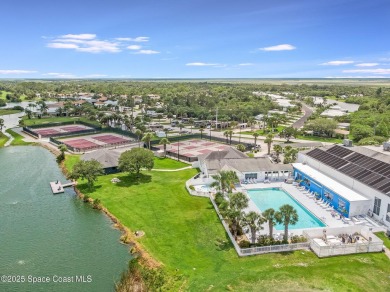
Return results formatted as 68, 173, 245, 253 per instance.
199, 126, 205, 139
135, 129, 143, 147
189, 118, 194, 133
25, 108, 32, 119
220, 192, 249, 240
252, 132, 259, 147
159, 137, 170, 157
141, 132, 154, 149
0, 118, 4, 131
243, 211, 265, 245
58, 144, 68, 155
275, 204, 299, 242
223, 130, 230, 143
262, 208, 277, 239
210, 170, 239, 195
248, 117, 257, 131
273, 144, 283, 163
264, 133, 274, 155
163, 128, 170, 138
178, 123, 184, 134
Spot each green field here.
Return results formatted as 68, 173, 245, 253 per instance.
0, 109, 22, 116
65, 156, 390, 291
22, 116, 100, 127
153, 157, 189, 169
5, 129, 33, 146
0, 132, 9, 147
295, 135, 343, 144
375, 232, 390, 249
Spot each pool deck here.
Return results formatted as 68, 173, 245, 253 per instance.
237, 182, 385, 237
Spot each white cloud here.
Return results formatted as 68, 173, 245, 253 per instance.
320, 60, 354, 66
43, 72, 76, 78
129, 37, 149, 42
47, 34, 156, 54
48, 34, 122, 53
0, 70, 37, 74
134, 50, 160, 55
343, 68, 390, 74
355, 63, 379, 67
238, 63, 254, 66
60, 34, 96, 40
186, 62, 218, 66
47, 43, 79, 49
259, 44, 296, 51
127, 45, 142, 50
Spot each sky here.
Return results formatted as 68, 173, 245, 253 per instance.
1, 0, 390, 79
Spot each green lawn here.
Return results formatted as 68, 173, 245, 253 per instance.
375, 232, 390, 249
5, 129, 32, 146
0, 109, 22, 116
296, 135, 342, 144
65, 156, 390, 291
153, 157, 189, 169
0, 91, 11, 100
22, 116, 100, 127
0, 132, 9, 147
64, 154, 81, 172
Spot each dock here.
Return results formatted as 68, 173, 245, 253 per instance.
50, 181, 75, 194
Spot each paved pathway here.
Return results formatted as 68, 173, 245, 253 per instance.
151, 166, 192, 172
292, 103, 314, 129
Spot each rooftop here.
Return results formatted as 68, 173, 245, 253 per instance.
292, 163, 369, 202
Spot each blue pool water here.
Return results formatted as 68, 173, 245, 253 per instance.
247, 188, 326, 230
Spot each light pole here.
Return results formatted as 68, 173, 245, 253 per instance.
177, 139, 180, 161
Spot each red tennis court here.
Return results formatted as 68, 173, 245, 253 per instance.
92, 135, 128, 144
61, 126, 87, 132
29, 123, 95, 138
156, 139, 228, 159
35, 129, 61, 136
64, 139, 98, 149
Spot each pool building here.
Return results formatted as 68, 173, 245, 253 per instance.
297, 145, 390, 227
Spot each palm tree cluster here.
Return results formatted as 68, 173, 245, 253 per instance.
212, 171, 299, 245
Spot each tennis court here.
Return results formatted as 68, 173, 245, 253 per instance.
60, 133, 134, 152
31, 124, 95, 138
156, 139, 227, 159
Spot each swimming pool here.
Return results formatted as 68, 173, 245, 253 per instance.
247, 188, 326, 230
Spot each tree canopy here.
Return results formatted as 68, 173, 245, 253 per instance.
69, 159, 104, 189
118, 148, 154, 177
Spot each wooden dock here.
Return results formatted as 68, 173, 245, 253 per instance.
49, 181, 75, 194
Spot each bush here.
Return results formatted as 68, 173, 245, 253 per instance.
357, 136, 387, 146
290, 235, 307, 243
214, 192, 225, 206
56, 153, 65, 163
83, 194, 90, 203
239, 240, 251, 248
189, 185, 195, 190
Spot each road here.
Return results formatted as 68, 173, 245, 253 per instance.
292, 103, 314, 129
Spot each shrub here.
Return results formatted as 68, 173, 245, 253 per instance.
357, 136, 387, 146
214, 192, 225, 206
239, 240, 251, 248
56, 153, 65, 163
189, 185, 195, 190
83, 194, 90, 203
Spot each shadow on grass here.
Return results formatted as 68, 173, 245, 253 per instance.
77, 183, 102, 194
215, 235, 233, 252
116, 173, 152, 187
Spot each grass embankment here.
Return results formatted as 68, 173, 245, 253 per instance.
0, 132, 9, 147
64, 156, 390, 291
0, 109, 22, 116
5, 129, 33, 146
153, 157, 189, 169
295, 135, 342, 144
22, 116, 100, 127
375, 232, 390, 249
